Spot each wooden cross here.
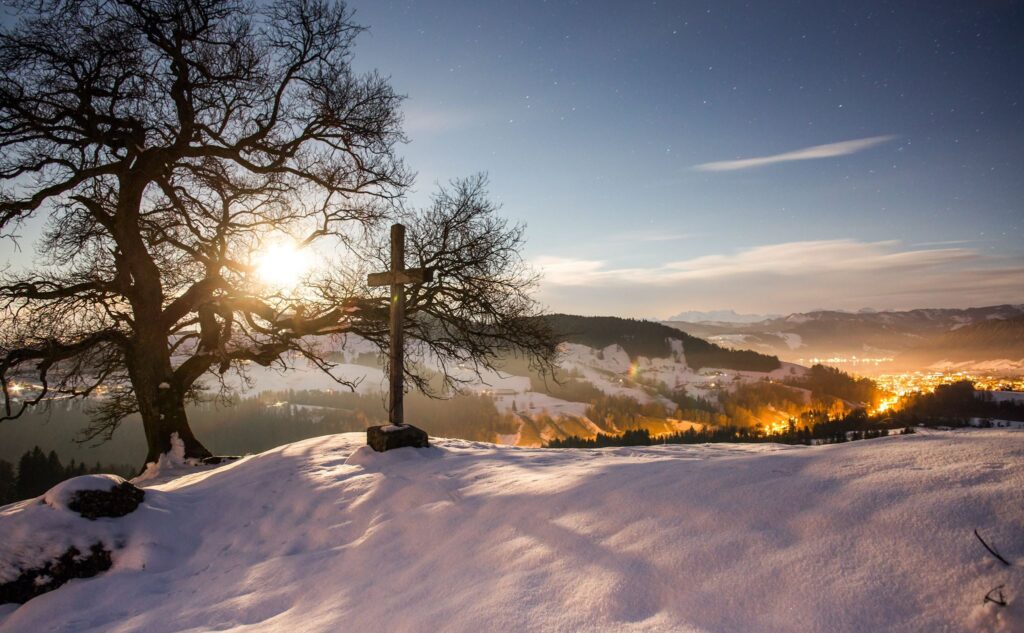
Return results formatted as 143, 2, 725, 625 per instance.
367, 224, 434, 426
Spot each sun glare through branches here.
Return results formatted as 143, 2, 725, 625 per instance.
255, 241, 314, 290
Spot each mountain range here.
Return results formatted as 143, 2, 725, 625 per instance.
665, 309, 780, 324
664, 304, 1024, 372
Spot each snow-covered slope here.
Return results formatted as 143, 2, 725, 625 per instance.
2, 430, 1021, 632
201, 334, 800, 447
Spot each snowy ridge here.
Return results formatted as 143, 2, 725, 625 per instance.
1, 430, 1021, 632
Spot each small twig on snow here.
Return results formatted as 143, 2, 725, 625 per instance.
974, 529, 1011, 566
983, 585, 1007, 607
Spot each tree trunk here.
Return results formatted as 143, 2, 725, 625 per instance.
113, 172, 212, 467
127, 339, 211, 466
143, 382, 211, 466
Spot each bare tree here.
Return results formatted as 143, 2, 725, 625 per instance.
0, 0, 556, 466
343, 174, 558, 397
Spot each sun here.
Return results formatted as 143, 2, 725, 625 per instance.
254, 241, 313, 289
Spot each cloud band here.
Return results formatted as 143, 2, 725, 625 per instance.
694, 135, 896, 172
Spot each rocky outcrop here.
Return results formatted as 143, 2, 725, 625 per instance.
67, 481, 145, 520
0, 543, 112, 604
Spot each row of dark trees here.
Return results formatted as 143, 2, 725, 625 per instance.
784, 364, 880, 408
546, 413, 916, 449
0, 447, 134, 506
887, 381, 1024, 423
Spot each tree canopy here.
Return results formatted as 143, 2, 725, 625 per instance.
0, 0, 556, 465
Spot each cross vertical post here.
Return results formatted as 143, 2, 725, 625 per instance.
365, 223, 434, 451
388, 223, 405, 426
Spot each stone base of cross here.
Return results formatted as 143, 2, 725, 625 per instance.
365, 223, 433, 452
366, 422, 429, 452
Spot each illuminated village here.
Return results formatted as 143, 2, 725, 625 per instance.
870, 370, 1024, 414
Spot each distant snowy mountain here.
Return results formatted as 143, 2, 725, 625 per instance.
2, 430, 1020, 632
666, 309, 780, 323
905, 315, 1024, 368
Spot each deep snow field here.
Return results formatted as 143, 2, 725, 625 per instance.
1, 429, 1022, 632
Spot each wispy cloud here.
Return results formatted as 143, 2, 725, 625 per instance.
536, 239, 978, 286
532, 240, 1024, 316
693, 135, 896, 172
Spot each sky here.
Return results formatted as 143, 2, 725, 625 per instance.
342, 0, 1024, 318
1, 1, 1022, 319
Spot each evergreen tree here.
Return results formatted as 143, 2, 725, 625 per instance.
45, 450, 64, 487
16, 447, 45, 499
15, 446, 66, 499
0, 459, 15, 505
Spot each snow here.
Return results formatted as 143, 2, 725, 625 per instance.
41, 475, 124, 512
133, 433, 228, 486
557, 343, 668, 405
1, 429, 1022, 632
0, 475, 130, 584
494, 392, 588, 418
968, 418, 1024, 429
990, 391, 1024, 404
774, 332, 803, 349
478, 339, 817, 446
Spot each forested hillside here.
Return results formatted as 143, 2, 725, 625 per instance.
544, 314, 781, 371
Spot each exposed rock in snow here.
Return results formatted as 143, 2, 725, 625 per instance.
41, 475, 124, 513
1, 476, 140, 603
0, 544, 111, 605
66, 482, 144, 521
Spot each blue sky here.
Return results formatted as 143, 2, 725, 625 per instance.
344, 0, 1024, 317
2, 1, 1021, 318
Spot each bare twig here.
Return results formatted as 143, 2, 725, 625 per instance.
974, 529, 1011, 566
983, 584, 1007, 607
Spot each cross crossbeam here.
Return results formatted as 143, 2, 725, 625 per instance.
366, 268, 434, 288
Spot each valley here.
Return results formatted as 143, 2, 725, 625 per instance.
3, 314, 1021, 468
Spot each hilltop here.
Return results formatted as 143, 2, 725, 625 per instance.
1, 430, 1021, 632
543, 314, 780, 371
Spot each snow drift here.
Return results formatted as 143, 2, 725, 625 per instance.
1, 430, 1021, 632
